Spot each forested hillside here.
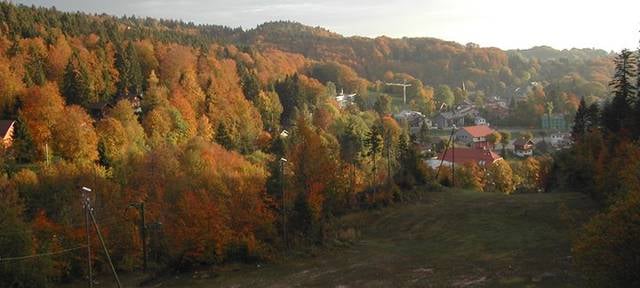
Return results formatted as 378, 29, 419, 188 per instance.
0, 2, 623, 287
245, 22, 613, 98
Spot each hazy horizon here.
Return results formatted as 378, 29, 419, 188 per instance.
14, 0, 640, 52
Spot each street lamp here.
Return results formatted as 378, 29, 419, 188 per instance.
279, 157, 288, 248
81, 186, 93, 288
79, 186, 122, 288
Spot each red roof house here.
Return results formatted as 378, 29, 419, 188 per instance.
454, 125, 496, 150
438, 147, 502, 166
513, 138, 534, 157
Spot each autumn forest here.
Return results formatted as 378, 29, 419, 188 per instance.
0, 2, 639, 287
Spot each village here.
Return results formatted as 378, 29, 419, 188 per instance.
337, 83, 575, 171
399, 99, 571, 170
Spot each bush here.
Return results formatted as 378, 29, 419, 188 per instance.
573, 190, 640, 287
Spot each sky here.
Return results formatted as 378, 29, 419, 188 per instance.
14, 0, 640, 51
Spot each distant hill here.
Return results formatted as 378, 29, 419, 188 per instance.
239, 21, 613, 98
0, 3, 614, 110
512, 45, 611, 62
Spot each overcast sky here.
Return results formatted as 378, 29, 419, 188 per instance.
14, 0, 640, 51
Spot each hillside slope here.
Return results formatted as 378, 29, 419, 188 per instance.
139, 190, 595, 288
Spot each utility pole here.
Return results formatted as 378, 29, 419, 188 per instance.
81, 187, 93, 288
452, 131, 455, 187
279, 158, 288, 249
385, 133, 391, 186
435, 125, 457, 185
45, 143, 50, 166
89, 208, 122, 288
129, 202, 147, 272
83, 186, 122, 288
385, 80, 412, 105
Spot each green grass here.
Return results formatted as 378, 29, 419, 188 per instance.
146, 190, 595, 287
68, 189, 595, 287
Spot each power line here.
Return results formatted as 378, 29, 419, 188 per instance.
0, 245, 87, 262
0, 217, 129, 237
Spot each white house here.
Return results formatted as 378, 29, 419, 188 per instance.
474, 116, 488, 126
335, 89, 357, 108
549, 132, 571, 147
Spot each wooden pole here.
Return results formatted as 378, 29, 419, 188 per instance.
140, 202, 147, 272
83, 191, 93, 288
89, 207, 122, 288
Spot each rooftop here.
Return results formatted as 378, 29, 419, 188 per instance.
438, 147, 502, 166
459, 125, 495, 137
513, 138, 534, 147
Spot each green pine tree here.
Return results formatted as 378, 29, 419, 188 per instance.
11, 114, 36, 163
237, 63, 261, 102
603, 49, 636, 133
365, 124, 383, 192
62, 52, 95, 106
215, 122, 234, 150
572, 97, 587, 140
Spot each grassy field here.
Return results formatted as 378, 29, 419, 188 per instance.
151, 190, 595, 287
79, 189, 596, 287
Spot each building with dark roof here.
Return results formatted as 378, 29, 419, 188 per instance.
437, 147, 503, 167
432, 105, 479, 129
513, 138, 534, 157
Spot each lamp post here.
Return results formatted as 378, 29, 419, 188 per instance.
279, 157, 288, 248
82, 186, 122, 288
81, 187, 93, 288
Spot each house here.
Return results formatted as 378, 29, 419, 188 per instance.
0, 120, 16, 147
87, 101, 113, 119
454, 103, 479, 117
436, 147, 503, 167
123, 93, 143, 114
513, 138, 534, 157
549, 132, 571, 148
433, 109, 478, 129
484, 100, 510, 120
514, 82, 542, 100
432, 102, 479, 129
335, 89, 356, 108
454, 125, 496, 150
474, 116, 488, 126
394, 110, 429, 135
433, 112, 463, 129
541, 114, 568, 130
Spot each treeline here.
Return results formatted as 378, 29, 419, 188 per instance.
437, 156, 553, 195
1, 3, 615, 120
552, 49, 640, 287
0, 3, 439, 286
246, 21, 613, 100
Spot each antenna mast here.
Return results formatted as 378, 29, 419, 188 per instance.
385, 80, 412, 104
